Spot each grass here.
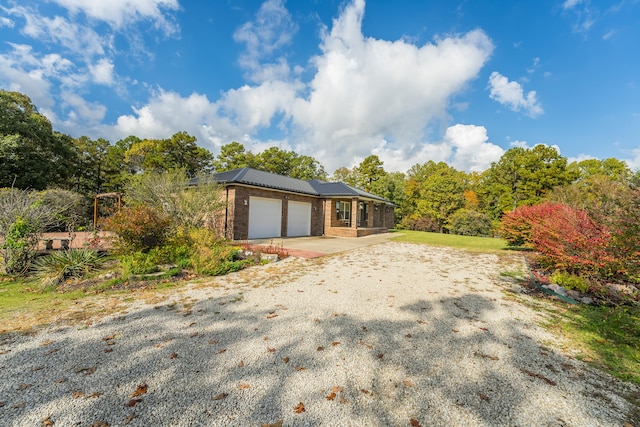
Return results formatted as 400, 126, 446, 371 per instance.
390, 229, 509, 253
542, 303, 640, 385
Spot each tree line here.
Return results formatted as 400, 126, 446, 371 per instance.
2, 89, 638, 236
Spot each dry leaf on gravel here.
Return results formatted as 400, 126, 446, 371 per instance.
479, 392, 490, 401
208, 339, 218, 345
410, 419, 423, 427
331, 341, 340, 346
75, 366, 96, 375
41, 416, 53, 426
293, 402, 305, 413
72, 390, 84, 399
212, 393, 228, 401
261, 420, 283, 427
521, 369, 557, 386
402, 380, 415, 387
237, 383, 251, 390
18, 383, 32, 390
40, 340, 55, 347
0, 401, 4, 407
294, 366, 305, 371
317, 346, 324, 351
266, 313, 278, 319
169, 353, 178, 359
131, 384, 148, 397
126, 398, 142, 407
12, 401, 25, 409
89, 422, 109, 427
282, 356, 290, 363
474, 351, 499, 361
216, 349, 227, 354
331, 386, 344, 393
124, 414, 137, 425
451, 329, 460, 333
54, 378, 66, 383
326, 392, 336, 401
104, 348, 113, 353
358, 340, 373, 349
88, 392, 101, 398
267, 347, 276, 353
405, 333, 412, 338
360, 389, 370, 394
238, 360, 244, 367
377, 353, 384, 359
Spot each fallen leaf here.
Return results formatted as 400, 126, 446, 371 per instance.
474, 351, 499, 361
360, 389, 370, 394
479, 327, 489, 331
126, 399, 142, 407
479, 392, 490, 401
410, 419, 422, 427
521, 369, 557, 386
216, 349, 227, 355
237, 383, 251, 390
317, 346, 324, 351
282, 356, 290, 363
32, 366, 44, 372
0, 350, 10, 355
293, 402, 305, 413
124, 414, 137, 425
358, 340, 373, 349
18, 383, 32, 390
266, 314, 278, 319
72, 390, 84, 399
40, 340, 55, 347
331, 386, 344, 393
331, 341, 340, 347
212, 393, 228, 401
89, 422, 109, 427
267, 347, 276, 353
169, 353, 178, 359
42, 416, 54, 426
102, 333, 121, 341
263, 336, 269, 341
338, 395, 349, 404
294, 365, 306, 371
402, 380, 415, 387
208, 340, 219, 345
75, 366, 96, 375
12, 401, 25, 409
131, 384, 148, 397
451, 329, 460, 333
104, 348, 113, 353
260, 421, 283, 427
377, 353, 384, 359
405, 334, 412, 338
88, 392, 101, 398
325, 392, 336, 401
188, 322, 196, 327
0, 401, 4, 407
416, 320, 426, 324
46, 348, 59, 355
313, 318, 320, 323
238, 360, 244, 367
361, 326, 367, 331
189, 332, 199, 338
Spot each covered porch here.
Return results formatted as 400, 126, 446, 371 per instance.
323, 198, 394, 238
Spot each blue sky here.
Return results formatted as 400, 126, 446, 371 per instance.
1, 0, 639, 173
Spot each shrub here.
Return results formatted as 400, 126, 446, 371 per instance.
33, 249, 106, 287
398, 215, 440, 232
499, 203, 565, 246
103, 205, 173, 253
448, 209, 492, 237
189, 244, 249, 276
550, 271, 590, 293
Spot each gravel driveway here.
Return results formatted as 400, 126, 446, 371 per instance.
1, 242, 638, 426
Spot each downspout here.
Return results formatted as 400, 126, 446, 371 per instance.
224, 186, 229, 239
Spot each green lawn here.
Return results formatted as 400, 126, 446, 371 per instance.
390, 229, 509, 253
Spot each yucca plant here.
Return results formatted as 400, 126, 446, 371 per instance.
33, 249, 106, 288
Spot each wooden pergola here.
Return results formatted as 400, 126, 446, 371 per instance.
93, 192, 122, 227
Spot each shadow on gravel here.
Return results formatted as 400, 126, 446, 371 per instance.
1, 287, 637, 426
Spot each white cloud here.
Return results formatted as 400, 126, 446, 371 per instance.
623, 148, 640, 172
51, 0, 179, 34
60, 92, 107, 122
89, 58, 115, 86
444, 124, 505, 172
488, 71, 543, 117
562, 0, 584, 10
102, 0, 496, 173
233, 0, 298, 82
0, 16, 14, 28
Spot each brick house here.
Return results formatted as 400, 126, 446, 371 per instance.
213, 167, 395, 240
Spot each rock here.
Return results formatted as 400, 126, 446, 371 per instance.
580, 297, 593, 305
260, 254, 279, 263
566, 290, 581, 299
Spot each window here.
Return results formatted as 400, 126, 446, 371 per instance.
336, 201, 350, 221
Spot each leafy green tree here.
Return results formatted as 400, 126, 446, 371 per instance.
448, 209, 492, 237
369, 171, 406, 220
353, 155, 386, 192
567, 158, 632, 183
71, 136, 111, 197
212, 141, 258, 172
125, 131, 213, 175
406, 161, 466, 232
101, 135, 141, 193
478, 145, 571, 221
0, 90, 76, 189
331, 167, 358, 186
257, 147, 327, 180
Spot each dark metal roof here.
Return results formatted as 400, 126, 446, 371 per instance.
213, 167, 393, 204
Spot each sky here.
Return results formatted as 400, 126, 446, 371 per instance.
1, 0, 639, 174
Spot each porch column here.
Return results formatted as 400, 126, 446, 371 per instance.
351, 198, 358, 230
367, 201, 374, 228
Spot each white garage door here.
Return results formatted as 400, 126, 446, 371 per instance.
248, 197, 282, 239
287, 201, 312, 237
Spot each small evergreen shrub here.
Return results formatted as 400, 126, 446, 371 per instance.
448, 209, 492, 237
550, 271, 590, 293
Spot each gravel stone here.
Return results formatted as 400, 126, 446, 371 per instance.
1, 242, 637, 426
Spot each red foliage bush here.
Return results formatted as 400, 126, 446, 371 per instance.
499, 203, 564, 246
102, 205, 173, 253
